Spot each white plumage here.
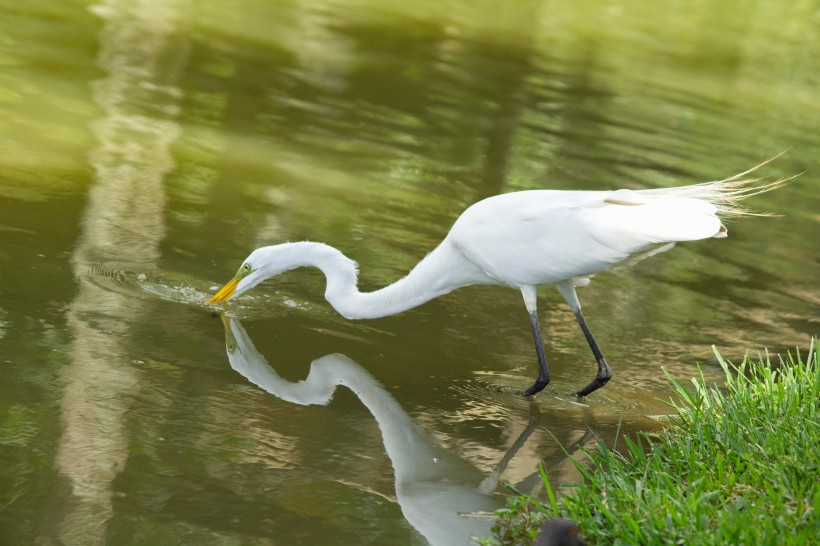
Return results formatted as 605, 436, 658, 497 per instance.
210, 162, 787, 397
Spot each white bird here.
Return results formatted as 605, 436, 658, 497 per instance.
209, 162, 787, 397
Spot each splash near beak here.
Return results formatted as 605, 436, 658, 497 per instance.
208, 277, 240, 304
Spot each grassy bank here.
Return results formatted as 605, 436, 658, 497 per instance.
478, 339, 819, 545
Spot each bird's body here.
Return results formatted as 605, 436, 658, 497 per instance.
448, 188, 723, 287
209, 165, 786, 396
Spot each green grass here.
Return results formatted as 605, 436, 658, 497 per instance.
477, 339, 819, 545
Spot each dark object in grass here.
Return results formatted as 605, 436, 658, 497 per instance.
534, 519, 587, 546
211, 311, 220, 318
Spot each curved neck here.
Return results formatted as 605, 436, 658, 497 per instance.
266, 241, 485, 320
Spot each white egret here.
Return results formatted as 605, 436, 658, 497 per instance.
209, 162, 787, 397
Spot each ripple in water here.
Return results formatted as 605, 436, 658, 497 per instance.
86, 264, 214, 306
84, 264, 330, 321
464, 369, 656, 415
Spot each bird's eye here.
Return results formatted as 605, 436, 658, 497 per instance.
241, 263, 251, 274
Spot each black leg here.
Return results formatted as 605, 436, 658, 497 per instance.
523, 310, 550, 396
573, 308, 612, 397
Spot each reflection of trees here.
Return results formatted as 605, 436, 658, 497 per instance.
200, 0, 623, 246
49, 0, 186, 543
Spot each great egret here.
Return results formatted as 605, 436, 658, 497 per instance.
209, 163, 787, 397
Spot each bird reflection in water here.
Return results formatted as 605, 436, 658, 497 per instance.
219, 315, 546, 546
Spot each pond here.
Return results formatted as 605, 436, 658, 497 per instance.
0, 0, 817, 544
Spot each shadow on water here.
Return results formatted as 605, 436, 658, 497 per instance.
219, 315, 601, 546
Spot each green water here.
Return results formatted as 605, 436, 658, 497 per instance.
0, 0, 818, 544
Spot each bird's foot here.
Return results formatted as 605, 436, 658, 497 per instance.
523, 375, 550, 397
574, 375, 611, 398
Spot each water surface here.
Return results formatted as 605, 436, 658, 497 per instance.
0, 0, 818, 544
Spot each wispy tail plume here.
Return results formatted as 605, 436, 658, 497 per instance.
639, 152, 796, 218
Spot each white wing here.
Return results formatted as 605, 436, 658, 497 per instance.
447, 189, 723, 287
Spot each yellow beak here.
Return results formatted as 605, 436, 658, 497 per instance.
218, 313, 231, 328
208, 276, 240, 304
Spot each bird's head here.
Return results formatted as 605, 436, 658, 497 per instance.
208, 247, 285, 304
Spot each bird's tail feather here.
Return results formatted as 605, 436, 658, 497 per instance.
638, 152, 795, 218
